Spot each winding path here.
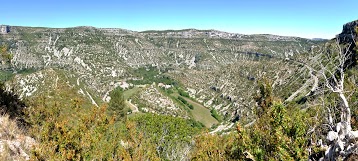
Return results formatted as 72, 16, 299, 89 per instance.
126, 99, 139, 113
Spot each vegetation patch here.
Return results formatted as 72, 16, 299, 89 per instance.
210, 109, 222, 122
127, 66, 179, 86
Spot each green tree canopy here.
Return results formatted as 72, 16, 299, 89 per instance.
108, 87, 126, 121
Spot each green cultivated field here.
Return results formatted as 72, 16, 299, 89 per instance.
123, 86, 143, 100
172, 93, 218, 128
184, 97, 218, 128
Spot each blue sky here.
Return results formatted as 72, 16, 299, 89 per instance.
2, 0, 357, 38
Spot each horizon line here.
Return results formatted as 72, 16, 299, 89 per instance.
2, 24, 333, 40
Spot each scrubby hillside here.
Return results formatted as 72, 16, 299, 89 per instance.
0, 25, 325, 127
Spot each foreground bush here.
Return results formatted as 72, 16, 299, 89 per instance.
24, 82, 204, 160
129, 113, 203, 160
191, 103, 314, 160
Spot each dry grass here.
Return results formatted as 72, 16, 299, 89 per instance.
0, 115, 23, 140
0, 115, 35, 161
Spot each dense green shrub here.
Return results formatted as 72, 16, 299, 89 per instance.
178, 88, 190, 97
243, 103, 310, 160
108, 87, 126, 121
188, 104, 194, 110
177, 96, 187, 104
129, 113, 203, 160
192, 103, 312, 160
127, 66, 178, 86
210, 109, 222, 122
178, 96, 194, 109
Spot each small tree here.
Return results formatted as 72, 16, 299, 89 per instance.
108, 87, 126, 121
0, 44, 12, 64
254, 79, 273, 116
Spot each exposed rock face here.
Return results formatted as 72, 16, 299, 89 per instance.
0, 25, 10, 34
336, 20, 358, 70
338, 20, 358, 44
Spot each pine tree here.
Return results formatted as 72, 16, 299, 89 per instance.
108, 87, 126, 121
